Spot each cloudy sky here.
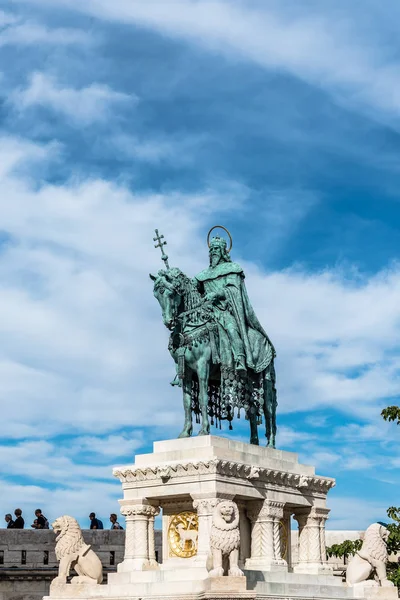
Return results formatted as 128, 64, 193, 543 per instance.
1, 0, 400, 531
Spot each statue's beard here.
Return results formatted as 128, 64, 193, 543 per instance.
210, 253, 220, 267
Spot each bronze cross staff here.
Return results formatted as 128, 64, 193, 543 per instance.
153, 229, 170, 269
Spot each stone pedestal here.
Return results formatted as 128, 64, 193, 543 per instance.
113, 436, 335, 577
46, 436, 360, 600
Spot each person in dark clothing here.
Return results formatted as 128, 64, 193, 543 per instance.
89, 512, 103, 529
13, 509, 24, 529
5, 514, 14, 528
110, 513, 123, 530
31, 509, 48, 529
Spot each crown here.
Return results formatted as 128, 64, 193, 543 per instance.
209, 236, 227, 250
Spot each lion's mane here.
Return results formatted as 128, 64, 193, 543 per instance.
210, 501, 240, 554
53, 516, 86, 560
361, 523, 388, 563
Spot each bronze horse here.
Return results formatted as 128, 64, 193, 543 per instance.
151, 268, 277, 446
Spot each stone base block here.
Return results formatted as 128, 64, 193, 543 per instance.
204, 576, 248, 593
245, 569, 355, 599
352, 585, 399, 600
108, 566, 209, 585
45, 574, 254, 600
47, 584, 107, 599
294, 562, 334, 575
117, 557, 153, 572
45, 570, 358, 600
245, 558, 288, 572
203, 576, 255, 599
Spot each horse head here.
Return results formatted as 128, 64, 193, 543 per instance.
150, 268, 184, 330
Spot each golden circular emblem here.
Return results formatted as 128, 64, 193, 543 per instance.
279, 519, 288, 560
168, 512, 199, 558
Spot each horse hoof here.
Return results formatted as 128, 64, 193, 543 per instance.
198, 429, 210, 436
178, 430, 192, 438
250, 437, 259, 446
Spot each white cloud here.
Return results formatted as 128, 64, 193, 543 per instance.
0, 21, 92, 47
70, 434, 145, 458
0, 135, 59, 179
15, 0, 400, 121
275, 426, 316, 449
333, 422, 398, 444
0, 477, 122, 528
0, 11, 18, 27
305, 415, 328, 428
10, 72, 134, 125
244, 264, 400, 419
110, 133, 209, 165
328, 496, 390, 530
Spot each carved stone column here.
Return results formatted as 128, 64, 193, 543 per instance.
293, 507, 332, 574
245, 500, 287, 571
118, 503, 159, 571
191, 495, 221, 563
319, 509, 328, 563
281, 507, 292, 568
148, 506, 160, 568
294, 511, 308, 565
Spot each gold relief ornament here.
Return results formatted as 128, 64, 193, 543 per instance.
168, 512, 199, 558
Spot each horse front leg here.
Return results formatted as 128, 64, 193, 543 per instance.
248, 404, 259, 446
178, 374, 193, 438
198, 359, 210, 436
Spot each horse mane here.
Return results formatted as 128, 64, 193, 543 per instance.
157, 268, 202, 311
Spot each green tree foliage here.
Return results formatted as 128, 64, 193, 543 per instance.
326, 509, 400, 587
326, 539, 362, 564
385, 507, 400, 587
381, 406, 400, 424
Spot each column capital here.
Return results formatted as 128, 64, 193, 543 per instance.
310, 506, 330, 520
247, 499, 285, 522
293, 506, 330, 526
191, 493, 234, 515
121, 504, 159, 518
192, 498, 220, 516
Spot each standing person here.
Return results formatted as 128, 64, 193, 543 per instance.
13, 509, 24, 529
109, 514, 123, 530
89, 512, 103, 529
4, 514, 14, 528
31, 509, 48, 529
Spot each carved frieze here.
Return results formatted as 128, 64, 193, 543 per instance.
113, 460, 335, 495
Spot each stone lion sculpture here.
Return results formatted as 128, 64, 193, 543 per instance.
346, 523, 394, 588
207, 500, 244, 578
51, 515, 103, 585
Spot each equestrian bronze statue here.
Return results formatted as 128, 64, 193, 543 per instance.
150, 226, 277, 447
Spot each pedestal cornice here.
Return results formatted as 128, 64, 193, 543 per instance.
113, 459, 335, 494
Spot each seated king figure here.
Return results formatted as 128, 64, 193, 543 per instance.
195, 236, 275, 376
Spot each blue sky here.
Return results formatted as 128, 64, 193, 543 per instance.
1, 0, 400, 530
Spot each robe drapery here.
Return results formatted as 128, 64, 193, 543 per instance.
195, 261, 275, 373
